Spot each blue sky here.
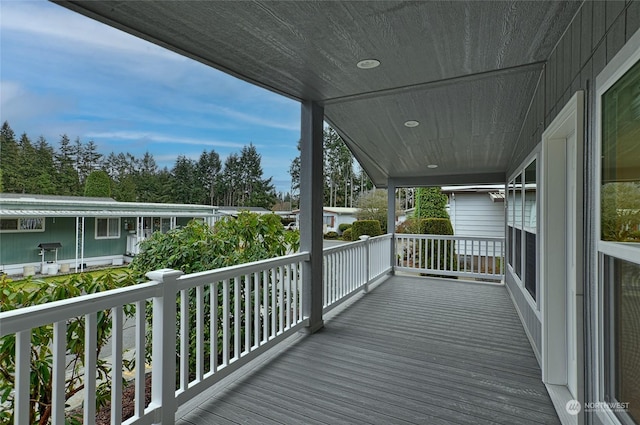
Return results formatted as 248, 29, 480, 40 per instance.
0, 1, 301, 195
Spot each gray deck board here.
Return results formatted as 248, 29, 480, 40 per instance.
177, 276, 560, 424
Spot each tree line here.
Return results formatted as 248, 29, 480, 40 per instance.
0, 121, 277, 208
289, 127, 416, 210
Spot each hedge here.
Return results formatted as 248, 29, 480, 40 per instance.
419, 218, 453, 235
342, 228, 352, 241
351, 220, 382, 240
338, 223, 353, 233
419, 218, 456, 275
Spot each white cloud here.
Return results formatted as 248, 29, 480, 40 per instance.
207, 104, 299, 131
86, 131, 247, 149
0, 1, 181, 62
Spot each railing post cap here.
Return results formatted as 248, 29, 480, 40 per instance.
146, 268, 184, 282
359, 235, 370, 241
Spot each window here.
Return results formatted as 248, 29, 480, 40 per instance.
0, 217, 45, 232
96, 218, 120, 239
599, 52, 640, 425
323, 215, 334, 227
507, 158, 538, 303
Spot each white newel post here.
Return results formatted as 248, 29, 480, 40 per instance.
359, 235, 371, 293
147, 268, 184, 425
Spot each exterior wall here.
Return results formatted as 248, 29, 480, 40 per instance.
0, 217, 78, 265
505, 272, 542, 361
334, 214, 357, 232
83, 217, 128, 259
449, 193, 505, 238
506, 2, 640, 421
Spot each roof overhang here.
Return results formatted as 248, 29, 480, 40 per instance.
55, 1, 581, 187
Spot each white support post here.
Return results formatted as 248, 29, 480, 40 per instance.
387, 180, 397, 273
360, 236, 371, 293
300, 100, 324, 333
147, 268, 183, 425
14, 330, 30, 425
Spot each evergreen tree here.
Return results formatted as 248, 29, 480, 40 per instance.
17, 133, 36, 193
33, 136, 58, 194
171, 156, 202, 204
0, 122, 20, 192
197, 149, 221, 205
415, 187, 449, 219
288, 140, 301, 209
220, 153, 241, 205
84, 170, 112, 197
137, 152, 162, 203
55, 134, 81, 195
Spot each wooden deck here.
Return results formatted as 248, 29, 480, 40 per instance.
176, 276, 559, 425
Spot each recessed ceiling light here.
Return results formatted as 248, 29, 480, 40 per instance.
427, 164, 438, 169
356, 59, 380, 69
404, 120, 420, 128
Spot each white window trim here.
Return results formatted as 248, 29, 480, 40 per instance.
0, 217, 46, 233
95, 217, 121, 239
507, 149, 540, 314
594, 25, 640, 425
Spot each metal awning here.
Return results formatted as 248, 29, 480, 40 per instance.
38, 242, 62, 250
0, 209, 219, 218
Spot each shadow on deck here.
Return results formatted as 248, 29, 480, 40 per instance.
177, 276, 559, 425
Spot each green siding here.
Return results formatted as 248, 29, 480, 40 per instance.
0, 217, 127, 266
83, 218, 128, 258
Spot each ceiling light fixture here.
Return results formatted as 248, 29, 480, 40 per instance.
404, 120, 420, 128
356, 59, 380, 69
427, 164, 438, 169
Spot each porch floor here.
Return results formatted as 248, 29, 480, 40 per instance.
176, 276, 559, 425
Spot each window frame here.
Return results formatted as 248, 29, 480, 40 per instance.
0, 217, 45, 233
595, 28, 640, 425
507, 150, 540, 310
95, 217, 121, 239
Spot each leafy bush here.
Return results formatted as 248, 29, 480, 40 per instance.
338, 223, 352, 233
396, 218, 421, 234
419, 218, 453, 235
130, 212, 300, 383
0, 271, 136, 424
351, 220, 382, 240
324, 231, 339, 239
415, 187, 448, 219
84, 170, 112, 197
342, 228, 352, 241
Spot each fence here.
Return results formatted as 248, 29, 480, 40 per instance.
0, 235, 394, 425
394, 234, 504, 280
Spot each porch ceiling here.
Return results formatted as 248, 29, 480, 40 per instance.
55, 1, 581, 187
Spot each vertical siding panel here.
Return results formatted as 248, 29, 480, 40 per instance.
581, 2, 594, 67
626, 1, 640, 41
607, 12, 627, 61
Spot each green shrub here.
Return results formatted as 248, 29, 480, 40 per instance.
419, 218, 453, 235
396, 218, 421, 234
351, 220, 382, 240
0, 271, 136, 424
338, 223, 352, 233
342, 228, 352, 241
324, 231, 339, 239
419, 218, 456, 276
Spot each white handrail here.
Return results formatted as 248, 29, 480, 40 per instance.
0, 238, 398, 425
395, 233, 505, 280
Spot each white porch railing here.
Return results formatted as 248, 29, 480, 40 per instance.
0, 235, 394, 425
394, 234, 504, 280
322, 234, 393, 312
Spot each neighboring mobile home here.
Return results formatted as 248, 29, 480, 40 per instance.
0, 194, 220, 276
293, 207, 359, 234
